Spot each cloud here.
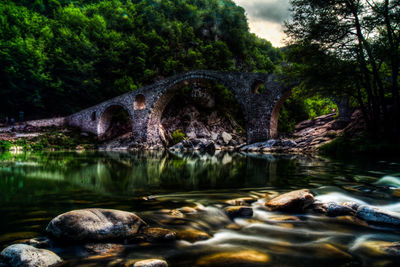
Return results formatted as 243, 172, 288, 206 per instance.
233, 0, 291, 47
234, 0, 291, 24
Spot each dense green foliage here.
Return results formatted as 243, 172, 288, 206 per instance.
278, 89, 337, 134
171, 129, 186, 145
284, 0, 400, 136
0, 0, 281, 119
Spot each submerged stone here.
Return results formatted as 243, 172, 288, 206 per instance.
196, 250, 270, 266
267, 215, 300, 222
353, 241, 400, 257
158, 209, 185, 218
0, 244, 62, 267
139, 227, 176, 242
133, 259, 168, 267
225, 197, 256, 206
46, 209, 146, 242
356, 205, 400, 227
175, 229, 211, 242
224, 206, 253, 219
178, 207, 197, 214
335, 216, 369, 227
265, 189, 314, 212
83, 243, 125, 255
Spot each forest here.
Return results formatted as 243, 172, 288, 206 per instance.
285, 0, 400, 137
0, 0, 281, 118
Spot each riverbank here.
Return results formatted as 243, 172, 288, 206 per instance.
0, 125, 98, 151
0, 110, 369, 155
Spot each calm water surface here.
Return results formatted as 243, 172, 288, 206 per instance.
1, 151, 400, 266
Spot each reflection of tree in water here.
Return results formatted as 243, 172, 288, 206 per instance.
157, 151, 248, 190
0, 151, 334, 195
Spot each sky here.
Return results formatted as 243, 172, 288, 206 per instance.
233, 0, 291, 47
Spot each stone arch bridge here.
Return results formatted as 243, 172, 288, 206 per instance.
67, 70, 293, 146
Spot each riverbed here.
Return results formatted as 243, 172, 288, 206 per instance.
1, 151, 400, 266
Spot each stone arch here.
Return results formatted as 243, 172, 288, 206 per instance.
251, 80, 267, 94
269, 91, 292, 139
97, 104, 133, 139
134, 94, 146, 110
146, 74, 245, 145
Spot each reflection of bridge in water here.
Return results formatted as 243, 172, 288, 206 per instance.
0, 152, 326, 196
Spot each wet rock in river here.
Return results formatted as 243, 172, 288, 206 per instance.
324, 202, 357, 217
267, 215, 300, 222
352, 241, 400, 257
158, 209, 185, 218
133, 259, 168, 267
196, 250, 270, 266
83, 243, 125, 255
139, 227, 176, 242
178, 207, 197, 214
169, 139, 215, 153
224, 206, 253, 219
0, 244, 62, 267
225, 197, 256, 206
356, 205, 400, 227
341, 202, 361, 210
46, 209, 146, 242
21, 237, 53, 249
265, 189, 314, 212
175, 229, 211, 242
335, 216, 369, 227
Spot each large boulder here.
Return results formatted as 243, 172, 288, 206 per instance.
0, 244, 62, 267
221, 132, 232, 144
265, 189, 314, 212
356, 205, 400, 227
46, 209, 146, 242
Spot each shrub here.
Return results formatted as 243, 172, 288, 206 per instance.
171, 129, 186, 145
0, 140, 12, 151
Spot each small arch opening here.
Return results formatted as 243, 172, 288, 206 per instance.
134, 94, 146, 110
274, 93, 338, 138
91, 112, 96, 121
98, 105, 132, 140
251, 81, 266, 94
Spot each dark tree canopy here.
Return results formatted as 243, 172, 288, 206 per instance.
284, 0, 400, 135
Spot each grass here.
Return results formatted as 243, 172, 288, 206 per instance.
0, 127, 98, 151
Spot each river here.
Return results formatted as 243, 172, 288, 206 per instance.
0, 151, 400, 266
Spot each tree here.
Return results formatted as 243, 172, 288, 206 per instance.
0, 0, 281, 118
285, 0, 400, 135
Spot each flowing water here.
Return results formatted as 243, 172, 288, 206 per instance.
0, 151, 400, 266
